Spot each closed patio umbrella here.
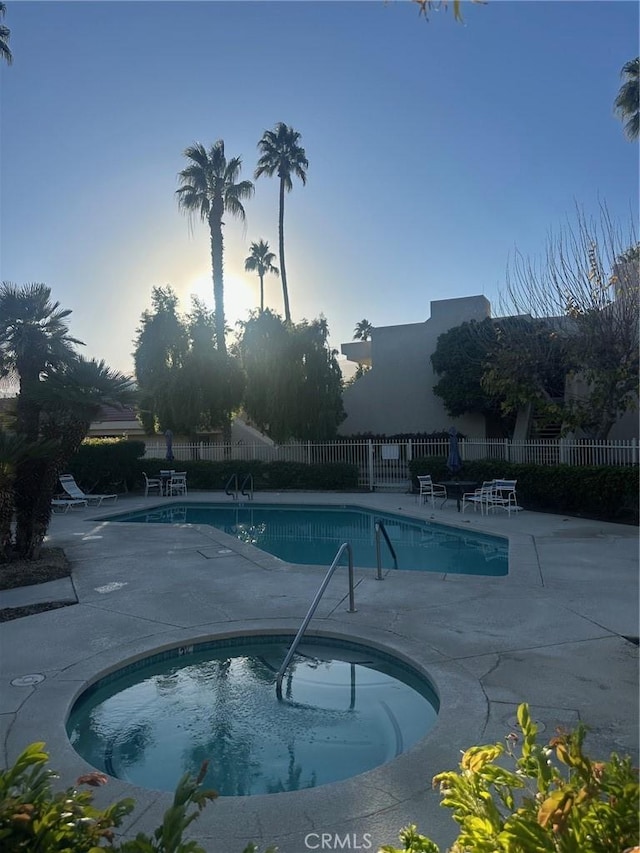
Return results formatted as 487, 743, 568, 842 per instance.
165, 429, 174, 462
446, 427, 462, 477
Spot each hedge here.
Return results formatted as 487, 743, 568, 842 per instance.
408, 457, 639, 524
67, 439, 146, 493
136, 458, 359, 492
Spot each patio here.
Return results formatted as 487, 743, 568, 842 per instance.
0, 491, 637, 852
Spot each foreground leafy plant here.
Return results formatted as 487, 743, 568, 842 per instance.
0, 742, 276, 852
380, 703, 639, 853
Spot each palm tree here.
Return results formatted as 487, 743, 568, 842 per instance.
0, 2, 12, 66
176, 141, 254, 356
0, 282, 82, 441
614, 57, 639, 141
255, 123, 308, 324
353, 319, 374, 341
244, 240, 279, 313
14, 358, 135, 559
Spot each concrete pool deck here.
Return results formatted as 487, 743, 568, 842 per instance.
1, 490, 638, 852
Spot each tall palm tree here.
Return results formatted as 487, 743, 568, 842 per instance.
255, 123, 308, 324
353, 319, 374, 341
176, 140, 254, 356
0, 282, 82, 441
0, 2, 12, 66
244, 239, 279, 313
614, 57, 639, 141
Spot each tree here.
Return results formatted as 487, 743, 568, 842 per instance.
352, 319, 374, 341
496, 206, 639, 439
13, 358, 134, 559
255, 123, 308, 324
431, 319, 518, 437
0, 282, 82, 441
244, 240, 279, 313
133, 290, 244, 442
614, 57, 639, 141
176, 141, 254, 356
0, 2, 11, 66
133, 285, 188, 433
237, 311, 345, 442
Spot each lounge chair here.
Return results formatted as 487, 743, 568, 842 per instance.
58, 474, 118, 507
143, 472, 163, 497
51, 498, 88, 513
416, 474, 447, 508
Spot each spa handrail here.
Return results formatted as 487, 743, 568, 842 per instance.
375, 519, 398, 579
240, 473, 254, 500
225, 473, 238, 500
275, 541, 356, 700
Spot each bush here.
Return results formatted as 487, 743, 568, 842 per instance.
381, 703, 639, 853
68, 439, 146, 494
136, 459, 359, 492
0, 742, 275, 853
408, 458, 639, 523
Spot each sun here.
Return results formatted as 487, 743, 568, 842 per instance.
186, 271, 259, 329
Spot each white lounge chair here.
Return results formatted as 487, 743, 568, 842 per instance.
416, 474, 447, 508
51, 498, 88, 513
58, 474, 118, 507
143, 472, 163, 497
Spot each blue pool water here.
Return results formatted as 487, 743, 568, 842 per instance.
108, 503, 508, 575
67, 635, 439, 796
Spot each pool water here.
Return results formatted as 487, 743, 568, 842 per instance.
109, 502, 508, 575
67, 636, 439, 796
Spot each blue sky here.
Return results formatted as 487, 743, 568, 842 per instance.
1, 0, 638, 377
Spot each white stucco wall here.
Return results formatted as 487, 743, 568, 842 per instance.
339, 296, 490, 437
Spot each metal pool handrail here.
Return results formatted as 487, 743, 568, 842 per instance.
375, 519, 398, 580
275, 541, 356, 700
225, 473, 238, 500
240, 473, 254, 500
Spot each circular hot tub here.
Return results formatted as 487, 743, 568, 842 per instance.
67, 634, 439, 796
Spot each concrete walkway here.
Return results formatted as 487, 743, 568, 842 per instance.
0, 491, 637, 852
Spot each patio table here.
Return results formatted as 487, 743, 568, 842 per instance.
439, 480, 480, 512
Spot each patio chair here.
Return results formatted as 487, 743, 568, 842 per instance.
58, 474, 118, 507
462, 481, 495, 515
416, 474, 447, 508
485, 479, 522, 516
143, 472, 163, 498
167, 471, 188, 497
51, 498, 88, 513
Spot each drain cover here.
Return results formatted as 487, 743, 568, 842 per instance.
11, 674, 45, 686
506, 714, 546, 732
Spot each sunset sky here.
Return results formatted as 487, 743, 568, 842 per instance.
1, 1, 638, 377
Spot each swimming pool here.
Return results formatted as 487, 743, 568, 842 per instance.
67, 634, 439, 796
109, 502, 508, 575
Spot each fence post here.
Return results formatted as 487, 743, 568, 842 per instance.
504, 437, 510, 463
367, 440, 374, 491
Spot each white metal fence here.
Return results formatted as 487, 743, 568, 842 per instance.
144, 437, 638, 491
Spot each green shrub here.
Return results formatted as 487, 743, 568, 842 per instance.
68, 440, 146, 494
381, 703, 639, 853
408, 458, 639, 523
136, 459, 359, 492
0, 742, 275, 853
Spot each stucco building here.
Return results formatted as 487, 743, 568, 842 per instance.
339, 296, 491, 437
